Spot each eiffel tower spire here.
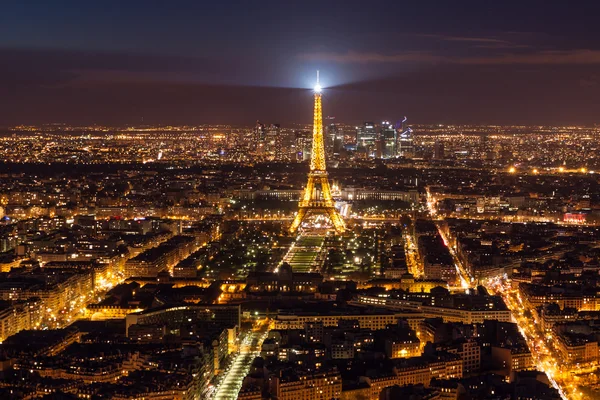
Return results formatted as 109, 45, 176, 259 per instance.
289, 72, 346, 234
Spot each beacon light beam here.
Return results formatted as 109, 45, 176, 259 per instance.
314, 70, 322, 93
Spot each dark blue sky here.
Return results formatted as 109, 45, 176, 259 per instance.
2, 0, 600, 125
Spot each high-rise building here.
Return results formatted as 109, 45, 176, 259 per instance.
254, 121, 266, 145
356, 122, 377, 157
325, 123, 343, 156
379, 121, 397, 159
279, 127, 296, 160
264, 123, 281, 156
397, 117, 414, 158
295, 130, 312, 162
254, 122, 285, 159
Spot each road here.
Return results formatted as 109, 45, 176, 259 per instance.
436, 228, 575, 398
440, 221, 575, 399
425, 189, 582, 399
211, 326, 268, 400
404, 232, 423, 277
486, 277, 588, 400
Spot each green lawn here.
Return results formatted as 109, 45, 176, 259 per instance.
284, 236, 325, 272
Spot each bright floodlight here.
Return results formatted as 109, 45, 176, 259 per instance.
314, 70, 322, 92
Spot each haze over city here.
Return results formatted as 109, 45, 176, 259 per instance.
2, 0, 600, 125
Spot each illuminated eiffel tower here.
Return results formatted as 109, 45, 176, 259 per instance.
289, 72, 346, 234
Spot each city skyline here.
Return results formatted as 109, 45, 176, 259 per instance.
2, 3, 600, 400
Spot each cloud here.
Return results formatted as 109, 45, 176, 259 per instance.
405, 33, 532, 49
473, 43, 532, 50
299, 49, 600, 65
465, 49, 600, 65
298, 50, 447, 64
414, 33, 511, 45
0, 47, 222, 88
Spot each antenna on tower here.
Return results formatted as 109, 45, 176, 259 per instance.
314, 70, 322, 93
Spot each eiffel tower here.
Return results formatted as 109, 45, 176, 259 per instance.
289, 72, 346, 234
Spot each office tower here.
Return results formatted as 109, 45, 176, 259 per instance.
295, 130, 312, 162
254, 122, 284, 159
254, 121, 265, 146
326, 122, 343, 156
379, 121, 396, 158
279, 127, 296, 160
397, 128, 414, 158
264, 123, 281, 156
397, 117, 414, 158
356, 122, 377, 157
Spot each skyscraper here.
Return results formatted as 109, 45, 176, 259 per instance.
295, 130, 312, 162
254, 121, 265, 150
397, 117, 414, 158
379, 121, 396, 158
254, 122, 285, 159
279, 127, 296, 160
356, 122, 377, 157
264, 123, 281, 156
325, 122, 343, 156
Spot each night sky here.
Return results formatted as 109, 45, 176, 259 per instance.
2, 0, 600, 126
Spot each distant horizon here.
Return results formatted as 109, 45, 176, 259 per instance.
1, 79, 599, 127
2, 121, 599, 130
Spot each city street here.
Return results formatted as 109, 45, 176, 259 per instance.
486, 278, 589, 400
425, 192, 579, 399
211, 325, 269, 400
404, 232, 422, 277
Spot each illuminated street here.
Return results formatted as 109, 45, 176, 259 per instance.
425, 189, 582, 399
433, 225, 578, 398
486, 278, 587, 400
426, 187, 472, 290
404, 232, 422, 277
212, 326, 269, 400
